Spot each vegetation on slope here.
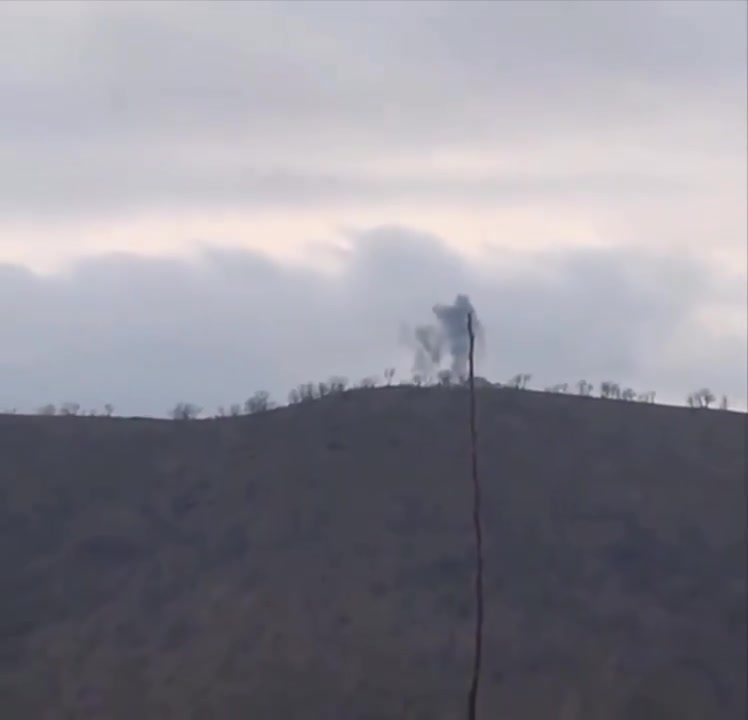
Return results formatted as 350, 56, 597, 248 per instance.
0, 385, 745, 718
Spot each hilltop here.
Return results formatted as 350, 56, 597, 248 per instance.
0, 386, 745, 719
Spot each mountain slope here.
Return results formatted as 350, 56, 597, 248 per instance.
0, 386, 745, 719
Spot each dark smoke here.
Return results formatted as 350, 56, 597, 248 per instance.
410, 294, 484, 380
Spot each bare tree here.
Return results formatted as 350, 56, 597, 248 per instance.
688, 388, 715, 409
60, 402, 80, 416
720, 395, 729, 410
698, 388, 715, 408
621, 388, 636, 401
171, 402, 201, 420
103, 403, 114, 417
288, 383, 316, 404
600, 381, 621, 399
437, 369, 453, 387
243, 391, 273, 414
327, 376, 348, 394
357, 376, 378, 389
384, 367, 396, 386
412, 373, 424, 387
576, 380, 594, 396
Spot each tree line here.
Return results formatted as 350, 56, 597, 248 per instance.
6, 368, 733, 419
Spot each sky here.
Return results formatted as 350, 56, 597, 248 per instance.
0, 0, 746, 416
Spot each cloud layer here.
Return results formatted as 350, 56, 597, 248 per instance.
1, 227, 745, 416
0, 1, 744, 265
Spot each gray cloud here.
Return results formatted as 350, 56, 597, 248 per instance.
0, 157, 697, 218
1, 226, 744, 416
0, 0, 744, 219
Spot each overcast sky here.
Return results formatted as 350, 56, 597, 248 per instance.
1, 0, 746, 416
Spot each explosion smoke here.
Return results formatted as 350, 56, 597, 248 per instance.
410, 294, 484, 381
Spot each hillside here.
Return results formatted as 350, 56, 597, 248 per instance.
0, 386, 745, 719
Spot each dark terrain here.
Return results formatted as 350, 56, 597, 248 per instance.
0, 386, 745, 719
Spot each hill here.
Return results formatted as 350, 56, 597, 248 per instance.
0, 386, 745, 719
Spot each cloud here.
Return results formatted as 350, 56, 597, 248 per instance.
0, 1, 744, 221
1, 226, 745, 416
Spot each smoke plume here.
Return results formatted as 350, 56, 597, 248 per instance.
409, 294, 484, 380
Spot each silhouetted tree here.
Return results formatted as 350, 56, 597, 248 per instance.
688, 388, 715, 409
600, 381, 621, 399
244, 391, 273, 413
699, 389, 715, 408
171, 402, 201, 420
327, 376, 348, 393
384, 367, 396, 386
576, 380, 594, 396
289, 383, 316, 403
